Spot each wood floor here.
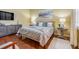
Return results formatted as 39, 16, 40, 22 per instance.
0, 34, 54, 49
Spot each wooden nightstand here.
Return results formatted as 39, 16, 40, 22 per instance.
54, 28, 70, 40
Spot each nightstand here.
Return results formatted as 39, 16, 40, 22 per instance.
54, 28, 70, 40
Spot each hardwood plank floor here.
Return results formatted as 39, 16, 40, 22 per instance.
0, 34, 54, 49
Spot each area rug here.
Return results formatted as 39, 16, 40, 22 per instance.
48, 38, 72, 49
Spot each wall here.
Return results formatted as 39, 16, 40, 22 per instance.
30, 9, 43, 24
65, 16, 71, 29
15, 9, 31, 26
53, 9, 72, 30
0, 9, 31, 26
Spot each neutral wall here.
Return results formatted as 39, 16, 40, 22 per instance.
30, 9, 42, 24
0, 9, 31, 26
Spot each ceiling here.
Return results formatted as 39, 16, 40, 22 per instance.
30, 9, 73, 18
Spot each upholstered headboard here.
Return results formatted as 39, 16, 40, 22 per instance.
36, 17, 53, 23
35, 17, 55, 28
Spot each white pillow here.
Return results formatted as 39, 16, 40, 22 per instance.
47, 22, 52, 27
38, 22, 43, 26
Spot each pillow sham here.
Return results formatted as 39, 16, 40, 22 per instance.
42, 22, 47, 27
47, 22, 53, 27
38, 22, 43, 26
35, 22, 53, 27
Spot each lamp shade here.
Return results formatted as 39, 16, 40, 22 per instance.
60, 18, 66, 23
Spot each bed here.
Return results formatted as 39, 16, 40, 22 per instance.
17, 22, 54, 47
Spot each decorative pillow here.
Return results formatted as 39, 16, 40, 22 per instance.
47, 22, 53, 27
38, 22, 43, 26
42, 22, 47, 27
36, 22, 53, 27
